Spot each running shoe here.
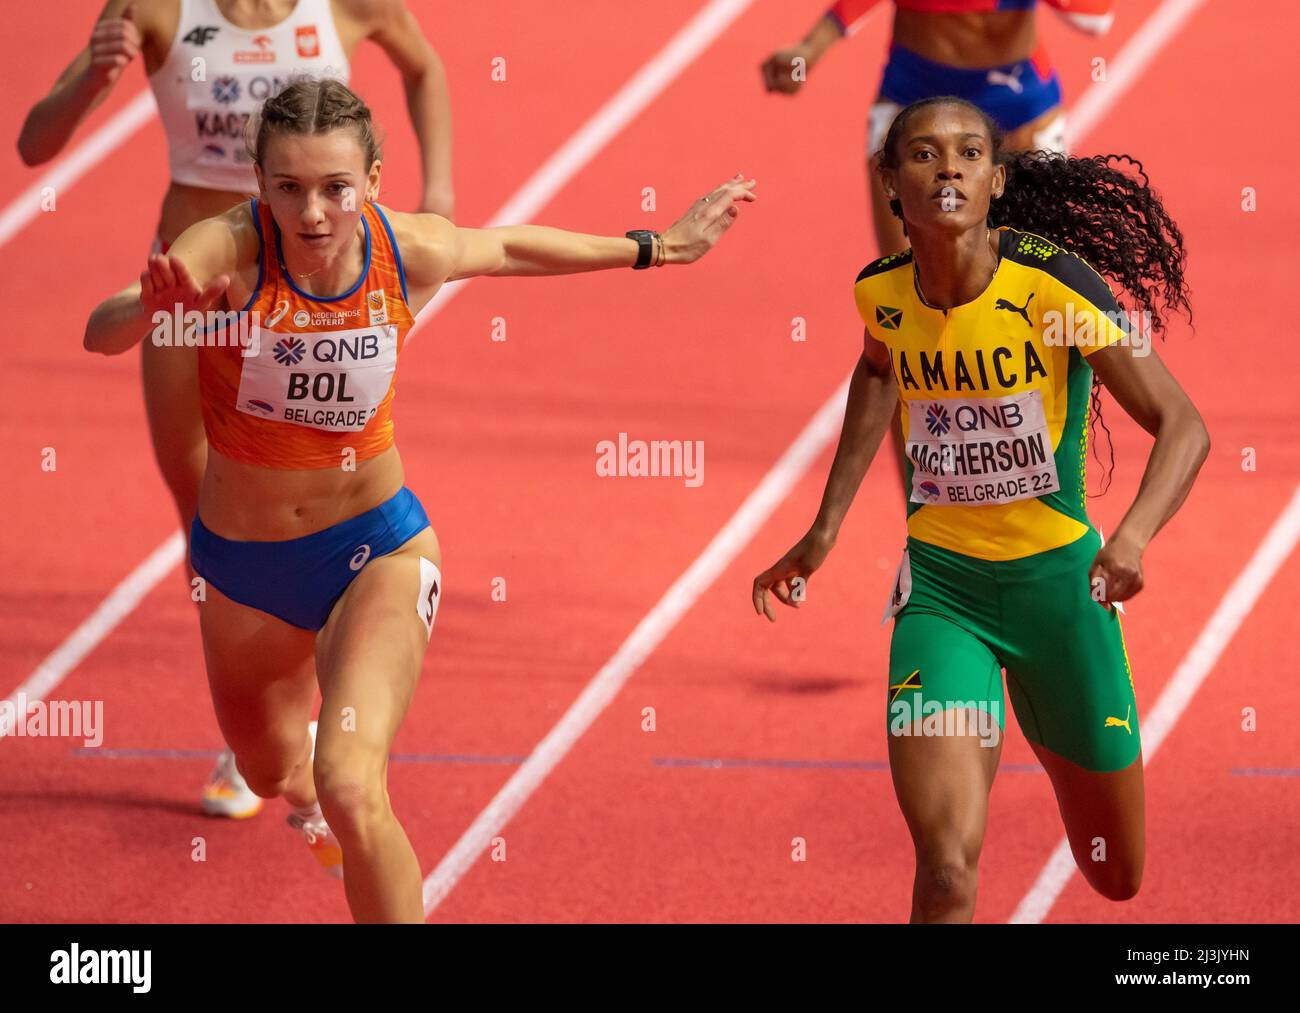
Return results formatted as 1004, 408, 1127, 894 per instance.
201, 747, 263, 819
287, 721, 344, 879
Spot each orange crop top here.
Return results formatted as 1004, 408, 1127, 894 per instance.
198, 199, 416, 469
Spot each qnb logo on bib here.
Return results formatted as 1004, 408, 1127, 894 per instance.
273, 336, 306, 365
924, 404, 952, 437
211, 77, 240, 104
349, 544, 371, 571
234, 324, 398, 432
906, 390, 1059, 506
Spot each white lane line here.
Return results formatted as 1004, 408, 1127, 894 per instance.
1010, 484, 1300, 924
2, 2, 755, 728
1065, 0, 1209, 146
410, 0, 756, 327
0, 533, 183, 738
0, 90, 157, 250
421, 0, 1218, 917
422, 376, 851, 913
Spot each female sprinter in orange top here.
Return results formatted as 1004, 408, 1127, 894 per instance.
84, 78, 758, 923
20, 0, 454, 819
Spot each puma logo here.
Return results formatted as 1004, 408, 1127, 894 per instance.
986, 66, 1024, 94
1104, 705, 1132, 734
995, 292, 1034, 326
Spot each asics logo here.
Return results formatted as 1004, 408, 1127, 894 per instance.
264, 300, 290, 328
349, 545, 371, 571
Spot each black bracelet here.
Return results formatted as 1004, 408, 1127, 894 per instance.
625, 230, 656, 270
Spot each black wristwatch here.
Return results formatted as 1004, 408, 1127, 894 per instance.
626, 230, 656, 269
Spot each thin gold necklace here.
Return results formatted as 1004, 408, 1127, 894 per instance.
291, 261, 326, 281
281, 205, 370, 283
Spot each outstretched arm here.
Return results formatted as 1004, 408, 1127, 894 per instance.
401, 175, 757, 287
1085, 341, 1210, 603
84, 217, 235, 355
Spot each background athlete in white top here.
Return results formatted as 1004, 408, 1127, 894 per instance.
18, 0, 454, 820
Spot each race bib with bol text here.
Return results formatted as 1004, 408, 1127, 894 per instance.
236, 324, 397, 432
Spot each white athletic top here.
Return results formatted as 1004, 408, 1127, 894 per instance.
148, 0, 349, 192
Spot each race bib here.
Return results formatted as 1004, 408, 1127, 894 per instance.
416, 557, 442, 638
906, 390, 1059, 506
880, 546, 912, 626
236, 324, 398, 432
188, 68, 343, 172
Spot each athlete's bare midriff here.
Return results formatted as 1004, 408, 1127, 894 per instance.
198, 443, 406, 539
891, 10, 1037, 67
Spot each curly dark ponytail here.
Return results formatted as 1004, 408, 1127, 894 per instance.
990, 150, 1192, 336
879, 96, 1193, 494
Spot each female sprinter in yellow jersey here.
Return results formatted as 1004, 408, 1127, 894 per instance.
752, 96, 1207, 923
84, 78, 757, 923
761, 0, 1115, 494
20, 0, 453, 819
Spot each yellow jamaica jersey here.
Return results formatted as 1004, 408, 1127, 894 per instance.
854, 227, 1131, 561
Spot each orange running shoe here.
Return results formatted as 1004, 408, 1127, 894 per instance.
287, 808, 344, 879
201, 748, 263, 819
286, 722, 344, 879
